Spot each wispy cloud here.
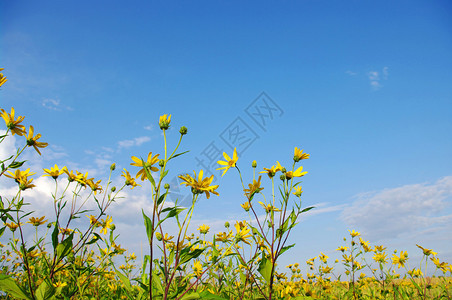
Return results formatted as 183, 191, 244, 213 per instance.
42, 98, 73, 111
367, 67, 389, 90
117, 136, 151, 149
341, 176, 452, 241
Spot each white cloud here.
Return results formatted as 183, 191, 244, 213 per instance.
42, 98, 73, 111
341, 176, 452, 241
118, 136, 151, 149
367, 67, 389, 90
345, 70, 357, 76
144, 125, 153, 131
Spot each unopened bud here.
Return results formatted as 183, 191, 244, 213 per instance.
280, 174, 286, 181
252, 160, 257, 168
164, 183, 170, 190
179, 126, 188, 135
224, 222, 230, 228
111, 186, 116, 192
158, 159, 165, 168
156, 232, 162, 241
110, 163, 116, 171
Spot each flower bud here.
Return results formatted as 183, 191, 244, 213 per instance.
110, 224, 116, 231
179, 126, 188, 135
279, 174, 286, 181
110, 163, 116, 171
111, 186, 116, 192
155, 232, 162, 241
164, 183, 170, 190
252, 160, 257, 168
159, 114, 171, 130
158, 159, 165, 167
281, 167, 286, 173
224, 222, 230, 228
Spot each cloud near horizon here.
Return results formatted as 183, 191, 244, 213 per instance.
341, 176, 452, 241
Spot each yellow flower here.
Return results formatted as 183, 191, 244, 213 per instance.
129, 252, 137, 260
373, 252, 387, 264
408, 268, 423, 278
193, 260, 203, 277
336, 246, 348, 252
26, 125, 48, 155
285, 166, 308, 180
100, 216, 113, 234
178, 170, 219, 199
294, 147, 310, 162
130, 152, 160, 181
234, 221, 252, 245
416, 244, 437, 257
216, 148, 238, 176
319, 252, 329, 264
86, 178, 103, 194
5, 168, 36, 190
43, 164, 67, 179
260, 162, 283, 178
159, 114, 171, 130
52, 281, 67, 288
216, 231, 232, 242
243, 175, 264, 199
0, 68, 8, 87
392, 251, 408, 268
121, 169, 140, 189
4, 222, 21, 232
63, 169, 77, 182
27, 216, 47, 227
59, 228, 73, 235
198, 224, 210, 234
75, 171, 89, 186
348, 229, 360, 237
259, 201, 281, 213
86, 215, 99, 226
240, 201, 251, 212
293, 186, 303, 197
1, 107, 26, 136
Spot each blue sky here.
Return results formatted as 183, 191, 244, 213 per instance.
1, 0, 452, 274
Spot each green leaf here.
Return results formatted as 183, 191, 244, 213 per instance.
199, 290, 228, 299
168, 150, 190, 161
56, 233, 74, 261
115, 269, 132, 291
156, 194, 166, 206
180, 292, 200, 300
179, 248, 204, 265
278, 243, 295, 257
35, 279, 54, 300
51, 224, 59, 250
142, 209, 154, 241
258, 255, 272, 283
9, 161, 26, 169
151, 269, 163, 294
301, 206, 314, 213
0, 226, 5, 238
0, 274, 32, 300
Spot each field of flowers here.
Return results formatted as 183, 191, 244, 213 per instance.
1, 69, 451, 299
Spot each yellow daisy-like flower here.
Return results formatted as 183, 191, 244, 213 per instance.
0, 68, 8, 87
243, 175, 264, 199
336, 246, 348, 252
285, 166, 308, 180
260, 162, 283, 178
392, 251, 408, 269
216, 148, 238, 176
26, 125, 48, 155
100, 216, 113, 235
416, 244, 437, 257
178, 170, 219, 199
121, 169, 140, 189
294, 147, 310, 162
86, 178, 103, 194
86, 215, 99, 226
198, 224, 210, 234
259, 201, 281, 213
130, 152, 160, 181
27, 216, 47, 227
348, 229, 360, 237
292, 186, 303, 197
63, 169, 77, 182
234, 221, 252, 246
159, 114, 171, 130
5, 169, 36, 190
43, 164, 67, 179
193, 260, 203, 277
1, 107, 26, 136
240, 201, 251, 212
52, 282, 67, 288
